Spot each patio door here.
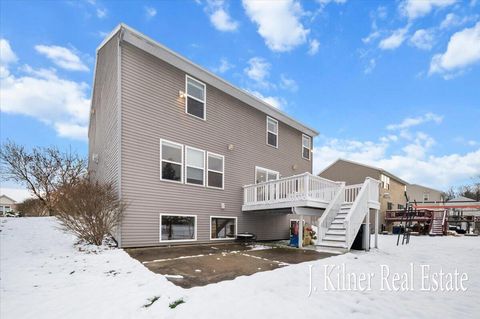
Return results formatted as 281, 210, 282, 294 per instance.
255, 167, 279, 201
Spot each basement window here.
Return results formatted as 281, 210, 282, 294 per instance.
185, 75, 206, 120
210, 216, 237, 240
160, 214, 196, 241
266, 116, 278, 148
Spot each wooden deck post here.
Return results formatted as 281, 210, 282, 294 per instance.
364, 209, 370, 251
298, 215, 303, 248
375, 209, 379, 249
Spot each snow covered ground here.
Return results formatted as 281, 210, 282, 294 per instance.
1, 217, 479, 319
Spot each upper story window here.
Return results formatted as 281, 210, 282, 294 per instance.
207, 152, 224, 189
185, 75, 206, 120
160, 139, 183, 183
185, 146, 205, 186
381, 174, 390, 190
423, 193, 429, 201
266, 116, 278, 148
302, 134, 311, 160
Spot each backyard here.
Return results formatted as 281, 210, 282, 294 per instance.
1, 217, 479, 319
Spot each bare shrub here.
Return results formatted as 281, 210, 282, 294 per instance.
16, 198, 49, 217
55, 179, 123, 246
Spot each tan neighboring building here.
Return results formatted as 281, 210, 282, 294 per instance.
0, 195, 17, 216
406, 184, 445, 203
319, 159, 408, 230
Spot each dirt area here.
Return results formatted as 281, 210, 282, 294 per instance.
126, 243, 334, 288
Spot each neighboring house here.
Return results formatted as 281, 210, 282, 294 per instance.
89, 24, 380, 252
0, 195, 17, 215
406, 184, 445, 203
318, 159, 408, 230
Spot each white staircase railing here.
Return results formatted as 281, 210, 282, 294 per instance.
243, 173, 341, 207
317, 182, 346, 242
343, 178, 380, 249
344, 184, 363, 203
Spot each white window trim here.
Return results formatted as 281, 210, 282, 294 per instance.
423, 193, 429, 201
302, 134, 312, 161
207, 152, 225, 190
184, 145, 205, 187
266, 116, 278, 148
159, 213, 197, 243
209, 216, 237, 240
160, 139, 184, 184
185, 75, 206, 121
255, 166, 280, 183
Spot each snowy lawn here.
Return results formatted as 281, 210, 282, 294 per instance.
1, 217, 479, 319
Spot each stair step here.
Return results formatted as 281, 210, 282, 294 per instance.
327, 229, 346, 235
323, 235, 346, 242
318, 240, 347, 248
329, 224, 346, 230
331, 220, 344, 225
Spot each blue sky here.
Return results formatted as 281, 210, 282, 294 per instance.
1, 0, 479, 200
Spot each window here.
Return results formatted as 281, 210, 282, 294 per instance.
387, 202, 393, 210
302, 134, 311, 160
185, 75, 206, 120
185, 146, 205, 186
381, 174, 390, 190
398, 204, 404, 210
210, 216, 237, 240
160, 139, 183, 182
266, 116, 278, 148
160, 214, 196, 241
207, 152, 224, 189
423, 193, 429, 201
255, 166, 279, 183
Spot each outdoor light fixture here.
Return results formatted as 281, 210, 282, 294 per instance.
292, 164, 298, 170
228, 144, 234, 151
178, 90, 186, 98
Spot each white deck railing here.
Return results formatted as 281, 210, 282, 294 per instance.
243, 173, 342, 207
318, 182, 346, 241
344, 184, 363, 203
343, 177, 380, 249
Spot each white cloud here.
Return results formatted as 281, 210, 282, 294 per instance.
244, 57, 271, 85
35, 45, 89, 72
429, 22, 480, 77
145, 6, 157, 18
400, 0, 456, 20
96, 8, 107, 18
248, 90, 285, 109
206, 0, 239, 32
387, 112, 443, 130
280, 74, 298, 92
314, 136, 480, 189
409, 29, 435, 50
0, 39, 17, 65
307, 39, 320, 55
379, 26, 410, 50
0, 42, 90, 141
213, 58, 234, 73
362, 31, 381, 44
364, 58, 376, 74
242, 0, 310, 52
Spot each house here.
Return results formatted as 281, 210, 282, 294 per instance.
406, 184, 445, 203
0, 195, 17, 216
88, 24, 380, 252
318, 159, 408, 231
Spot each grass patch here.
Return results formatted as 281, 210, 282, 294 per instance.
169, 298, 185, 309
143, 296, 160, 308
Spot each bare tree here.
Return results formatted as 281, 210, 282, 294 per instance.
0, 141, 86, 215
55, 179, 124, 246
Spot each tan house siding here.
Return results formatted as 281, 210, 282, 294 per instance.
118, 42, 312, 247
406, 184, 444, 203
318, 160, 379, 185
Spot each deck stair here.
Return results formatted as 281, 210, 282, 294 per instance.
429, 210, 447, 236
316, 178, 380, 254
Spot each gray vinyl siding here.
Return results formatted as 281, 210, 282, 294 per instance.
119, 42, 311, 247
88, 36, 120, 191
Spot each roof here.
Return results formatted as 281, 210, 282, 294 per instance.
96, 24, 319, 137
448, 196, 476, 202
407, 184, 444, 194
319, 158, 409, 185
0, 195, 17, 204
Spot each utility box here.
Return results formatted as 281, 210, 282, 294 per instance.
351, 224, 370, 250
